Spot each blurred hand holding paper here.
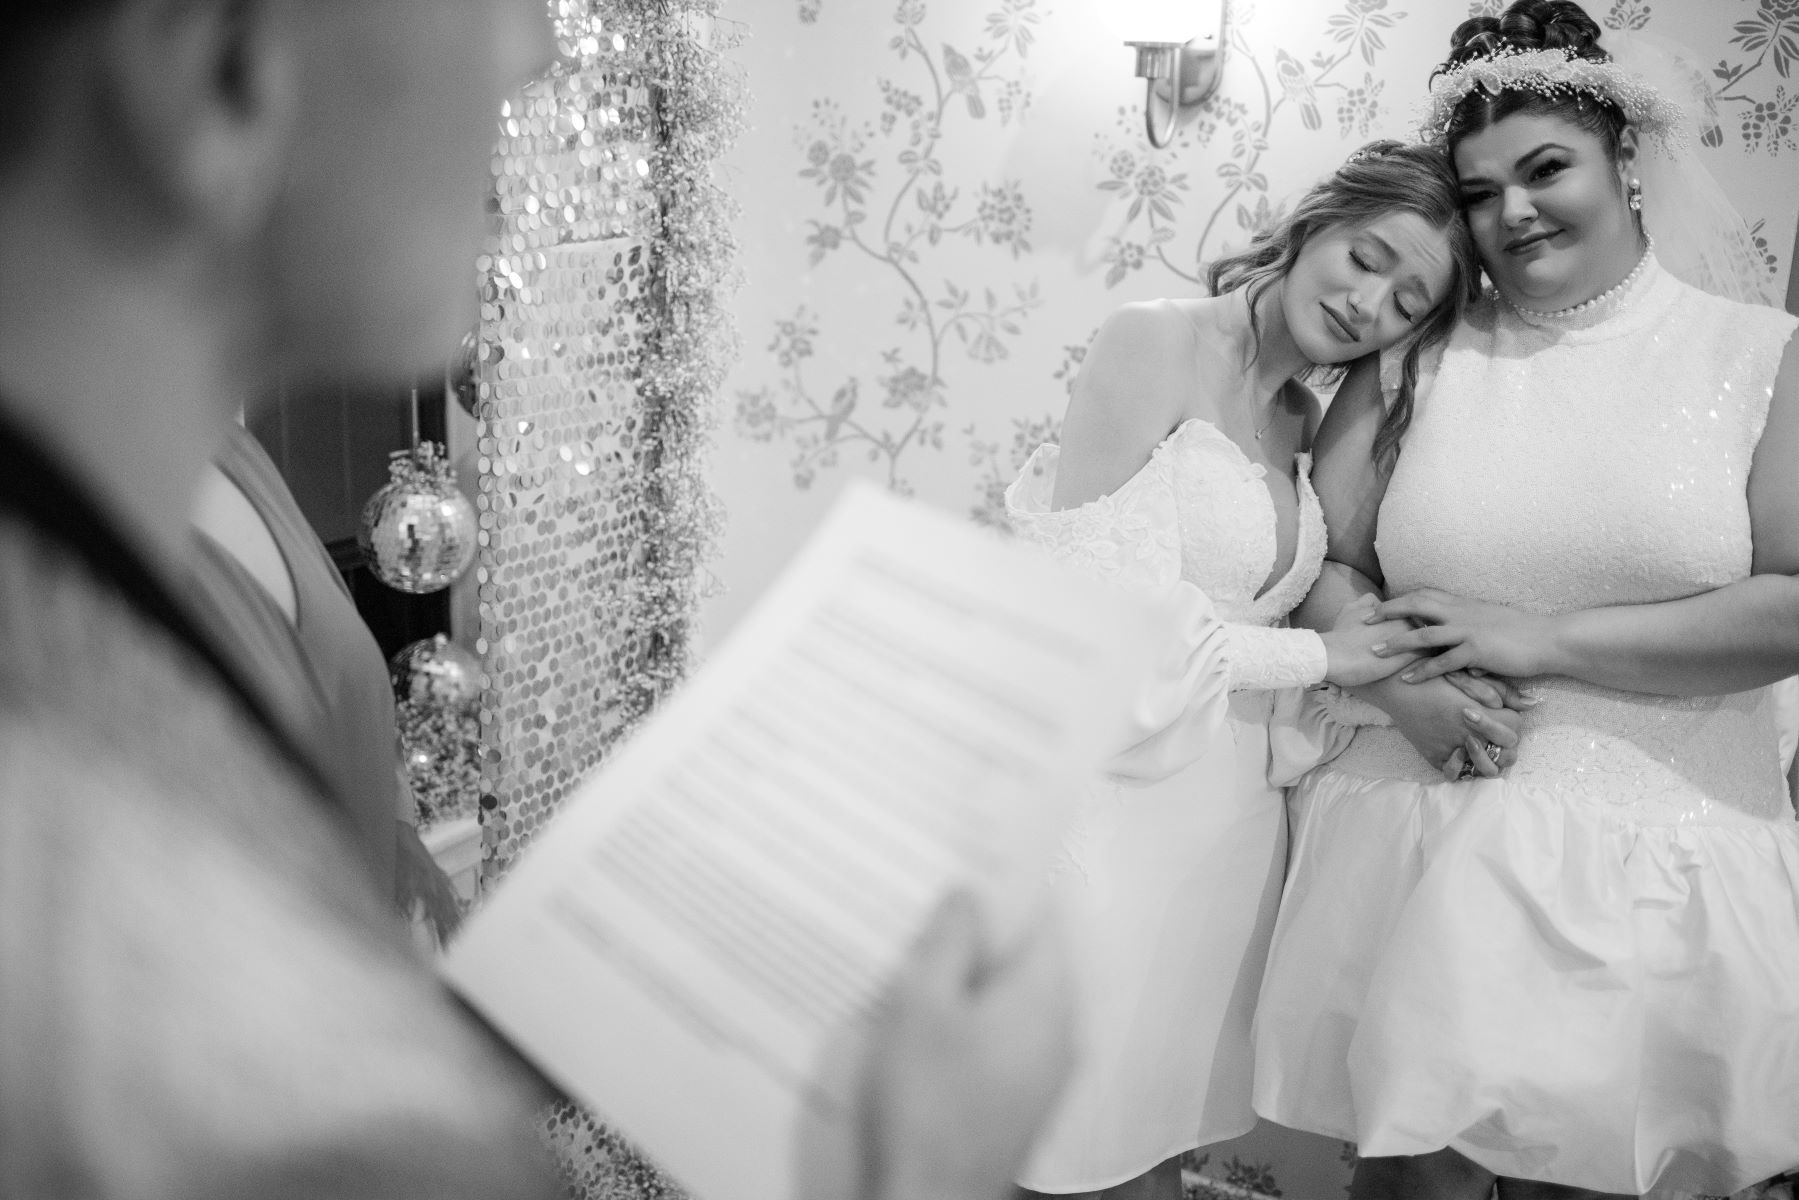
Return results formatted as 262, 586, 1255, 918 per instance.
443, 481, 1170, 1200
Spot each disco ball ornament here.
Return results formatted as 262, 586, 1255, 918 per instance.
390, 633, 484, 714
358, 441, 477, 593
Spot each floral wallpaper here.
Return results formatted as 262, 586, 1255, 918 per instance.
731, 0, 1047, 508
706, 0, 1799, 1192
712, 0, 1796, 640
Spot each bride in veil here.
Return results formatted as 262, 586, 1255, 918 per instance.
1253, 5, 1799, 1197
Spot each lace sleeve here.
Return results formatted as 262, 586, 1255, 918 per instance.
1006, 443, 1228, 785
1220, 623, 1327, 692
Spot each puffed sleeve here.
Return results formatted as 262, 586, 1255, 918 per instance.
1266, 679, 1403, 787
1008, 443, 1326, 785
1008, 443, 1228, 785
1102, 580, 1232, 784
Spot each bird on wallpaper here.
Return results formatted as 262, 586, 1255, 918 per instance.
822, 378, 859, 442
1273, 49, 1321, 131
942, 44, 987, 120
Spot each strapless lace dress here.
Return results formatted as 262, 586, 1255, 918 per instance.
1253, 258, 1799, 1196
1007, 417, 1336, 1191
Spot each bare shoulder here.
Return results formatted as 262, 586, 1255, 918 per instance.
1767, 312, 1799, 392
1053, 300, 1203, 508
1080, 300, 1200, 394
1770, 319, 1799, 399
1748, 323, 1799, 575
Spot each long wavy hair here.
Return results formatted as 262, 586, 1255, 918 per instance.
1206, 139, 1481, 474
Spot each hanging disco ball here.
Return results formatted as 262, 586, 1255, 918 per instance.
390, 633, 484, 714
358, 442, 477, 593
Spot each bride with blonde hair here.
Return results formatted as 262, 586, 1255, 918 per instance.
1007, 139, 1508, 1200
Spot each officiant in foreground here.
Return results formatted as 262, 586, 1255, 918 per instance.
0, 2, 1073, 1197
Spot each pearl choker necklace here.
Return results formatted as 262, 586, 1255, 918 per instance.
1505, 238, 1656, 321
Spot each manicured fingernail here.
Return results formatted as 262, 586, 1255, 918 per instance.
1364, 612, 1380, 624
1401, 670, 1417, 682
1463, 708, 1482, 723
1371, 642, 1387, 654
1521, 691, 1543, 706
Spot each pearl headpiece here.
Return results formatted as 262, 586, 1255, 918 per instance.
1422, 48, 1688, 153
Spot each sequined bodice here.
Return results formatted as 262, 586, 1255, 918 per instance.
1341, 260, 1799, 823
1009, 418, 1326, 627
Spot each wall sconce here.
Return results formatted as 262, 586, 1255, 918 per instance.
1123, 0, 1225, 149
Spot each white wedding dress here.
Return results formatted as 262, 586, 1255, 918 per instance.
1006, 416, 1337, 1192
1253, 257, 1799, 1196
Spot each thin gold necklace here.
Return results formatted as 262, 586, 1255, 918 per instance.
1253, 401, 1278, 440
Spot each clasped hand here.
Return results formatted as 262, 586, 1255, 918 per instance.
1319, 593, 1424, 688
1343, 588, 1542, 779
1366, 587, 1555, 683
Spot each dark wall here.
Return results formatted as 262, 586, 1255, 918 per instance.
248, 379, 451, 661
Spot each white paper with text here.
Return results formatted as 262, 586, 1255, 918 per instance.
443, 481, 1166, 1200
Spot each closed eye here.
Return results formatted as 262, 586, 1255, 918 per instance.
1350, 247, 1419, 322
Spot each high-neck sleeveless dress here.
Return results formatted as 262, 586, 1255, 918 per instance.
1252, 257, 1799, 1196
1008, 414, 1336, 1192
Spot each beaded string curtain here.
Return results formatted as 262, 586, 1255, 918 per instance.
473, 1, 739, 1196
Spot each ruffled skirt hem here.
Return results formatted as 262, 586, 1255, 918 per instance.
1253, 766, 1799, 1195
1014, 1121, 1255, 1195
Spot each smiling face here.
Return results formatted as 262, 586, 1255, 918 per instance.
1452, 110, 1642, 311
1278, 210, 1456, 365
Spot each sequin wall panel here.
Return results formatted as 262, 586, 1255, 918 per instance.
475, 44, 658, 888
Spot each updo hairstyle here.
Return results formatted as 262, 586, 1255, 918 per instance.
1435, 0, 1628, 158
